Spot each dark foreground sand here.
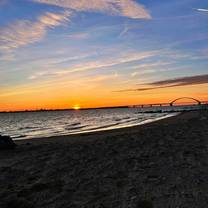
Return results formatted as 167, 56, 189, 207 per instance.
0, 111, 208, 208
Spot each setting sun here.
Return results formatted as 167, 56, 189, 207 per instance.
73, 105, 81, 110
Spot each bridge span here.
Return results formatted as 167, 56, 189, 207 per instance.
170, 97, 201, 106
130, 97, 207, 109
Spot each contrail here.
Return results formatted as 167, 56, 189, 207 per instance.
196, 8, 208, 12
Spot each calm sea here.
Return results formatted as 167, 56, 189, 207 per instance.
0, 108, 177, 140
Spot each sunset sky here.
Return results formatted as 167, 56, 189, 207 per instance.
0, 0, 208, 111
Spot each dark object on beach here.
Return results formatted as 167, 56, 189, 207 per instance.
0, 135, 16, 150
137, 199, 153, 208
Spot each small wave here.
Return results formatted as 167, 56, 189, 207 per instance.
12, 135, 26, 139
19, 126, 39, 130
123, 116, 130, 120
65, 122, 81, 127
65, 125, 88, 131
114, 118, 122, 121
27, 127, 52, 132
117, 118, 140, 123
94, 118, 147, 130
86, 118, 144, 132
85, 123, 120, 131
114, 116, 131, 122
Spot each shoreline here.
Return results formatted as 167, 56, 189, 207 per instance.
0, 110, 208, 208
14, 112, 179, 141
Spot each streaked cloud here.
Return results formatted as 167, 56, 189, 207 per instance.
32, 0, 151, 19
0, 71, 120, 98
27, 48, 197, 80
0, 11, 72, 52
117, 74, 208, 92
0, 54, 16, 62
81, 73, 119, 84
130, 61, 173, 77
118, 23, 131, 37
196, 8, 208, 13
28, 50, 159, 80
68, 32, 90, 40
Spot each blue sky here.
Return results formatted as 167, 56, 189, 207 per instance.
0, 0, 208, 110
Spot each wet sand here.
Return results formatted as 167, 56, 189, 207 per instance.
0, 111, 208, 208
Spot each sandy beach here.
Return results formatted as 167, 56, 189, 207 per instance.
0, 110, 208, 208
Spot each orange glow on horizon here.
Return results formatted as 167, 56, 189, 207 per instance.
73, 105, 81, 110
0, 84, 208, 112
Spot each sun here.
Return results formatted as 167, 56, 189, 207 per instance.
73, 105, 81, 110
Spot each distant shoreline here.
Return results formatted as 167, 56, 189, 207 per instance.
0, 104, 206, 114
0, 105, 129, 113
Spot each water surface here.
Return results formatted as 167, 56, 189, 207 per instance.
0, 108, 177, 140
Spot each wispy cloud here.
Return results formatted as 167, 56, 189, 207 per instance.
32, 0, 151, 19
130, 61, 173, 77
27, 48, 197, 80
118, 23, 132, 38
0, 11, 72, 52
149, 74, 208, 87
0, 54, 16, 62
28, 50, 159, 80
196, 8, 208, 13
68, 32, 90, 40
84, 73, 118, 83
117, 74, 208, 92
0, 72, 119, 98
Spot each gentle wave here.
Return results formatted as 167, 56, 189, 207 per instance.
65, 125, 88, 131
18, 126, 39, 130
0, 108, 178, 140
66, 122, 81, 127
12, 135, 27, 139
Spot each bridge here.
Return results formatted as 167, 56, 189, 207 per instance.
130, 97, 207, 109
170, 97, 201, 106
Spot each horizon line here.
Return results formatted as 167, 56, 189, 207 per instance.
1, 100, 207, 113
